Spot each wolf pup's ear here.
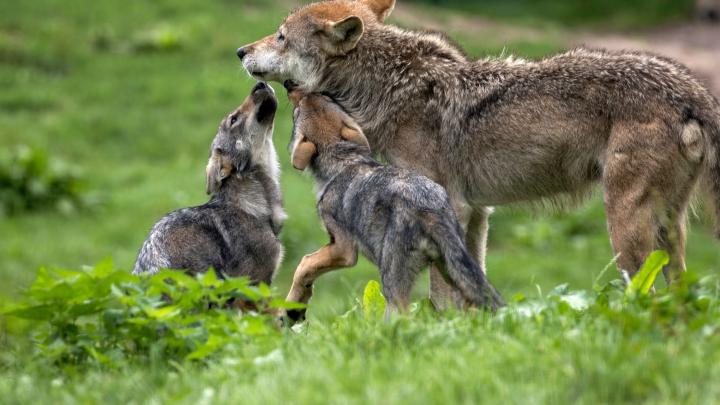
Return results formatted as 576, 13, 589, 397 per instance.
205, 148, 250, 194
291, 136, 317, 171
363, 0, 396, 22
284, 80, 306, 106
340, 126, 370, 149
322, 16, 364, 55
206, 149, 230, 194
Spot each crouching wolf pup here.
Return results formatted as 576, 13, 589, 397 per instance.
283, 81, 504, 319
133, 82, 285, 284
239, 0, 720, 302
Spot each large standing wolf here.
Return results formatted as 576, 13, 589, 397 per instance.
238, 0, 720, 306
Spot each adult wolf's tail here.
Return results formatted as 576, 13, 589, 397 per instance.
707, 109, 720, 239
426, 216, 504, 310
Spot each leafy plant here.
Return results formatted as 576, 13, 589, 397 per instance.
362, 280, 386, 321
626, 250, 669, 297
2, 260, 289, 367
0, 145, 94, 216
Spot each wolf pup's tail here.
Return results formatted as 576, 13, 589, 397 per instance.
426, 216, 504, 310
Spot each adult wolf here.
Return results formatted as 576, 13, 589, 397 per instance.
238, 0, 720, 306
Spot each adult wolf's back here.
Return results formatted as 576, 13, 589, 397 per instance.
238, 0, 720, 304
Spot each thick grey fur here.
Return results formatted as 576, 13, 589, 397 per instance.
133, 85, 284, 284
304, 138, 505, 310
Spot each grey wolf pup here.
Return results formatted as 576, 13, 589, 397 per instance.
283, 82, 504, 319
133, 82, 285, 284
238, 0, 720, 305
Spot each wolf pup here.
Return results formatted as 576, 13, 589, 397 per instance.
239, 0, 720, 304
133, 82, 285, 285
283, 81, 503, 318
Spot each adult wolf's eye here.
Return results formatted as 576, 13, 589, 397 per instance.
277, 32, 285, 42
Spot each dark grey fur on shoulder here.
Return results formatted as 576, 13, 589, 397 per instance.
133, 83, 285, 284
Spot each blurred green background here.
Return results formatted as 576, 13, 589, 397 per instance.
1, 0, 716, 320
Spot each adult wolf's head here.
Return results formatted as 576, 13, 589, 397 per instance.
236, 0, 395, 89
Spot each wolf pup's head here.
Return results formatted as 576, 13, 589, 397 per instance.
284, 80, 369, 171
206, 82, 277, 194
236, 0, 395, 89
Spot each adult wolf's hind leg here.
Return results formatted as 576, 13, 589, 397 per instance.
652, 160, 699, 283
654, 208, 688, 283
604, 120, 700, 283
604, 123, 664, 279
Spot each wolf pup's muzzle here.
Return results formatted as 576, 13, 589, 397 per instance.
252, 82, 277, 124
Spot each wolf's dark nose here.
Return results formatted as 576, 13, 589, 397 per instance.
283, 80, 297, 91
236, 47, 247, 60
253, 82, 267, 93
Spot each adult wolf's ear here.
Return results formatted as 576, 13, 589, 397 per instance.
363, 0, 396, 22
322, 16, 364, 55
292, 136, 317, 171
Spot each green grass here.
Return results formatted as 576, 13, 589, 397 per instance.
3, 275, 720, 404
1, 0, 719, 403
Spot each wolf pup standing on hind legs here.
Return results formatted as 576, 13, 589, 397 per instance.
283, 81, 503, 320
239, 0, 720, 305
133, 83, 285, 284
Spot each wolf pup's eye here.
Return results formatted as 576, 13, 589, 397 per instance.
230, 115, 238, 126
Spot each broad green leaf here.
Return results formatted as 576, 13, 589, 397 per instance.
199, 268, 219, 287
29, 267, 55, 291
269, 299, 306, 310
186, 334, 224, 361
558, 290, 593, 311
257, 283, 272, 298
144, 305, 181, 320
3, 303, 56, 320
362, 280, 386, 321
67, 299, 109, 317
86, 346, 112, 365
89, 257, 115, 279
626, 250, 669, 297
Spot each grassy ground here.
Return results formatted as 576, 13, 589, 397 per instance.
1, 0, 719, 403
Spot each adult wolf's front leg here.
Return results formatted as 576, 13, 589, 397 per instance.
466, 206, 492, 273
